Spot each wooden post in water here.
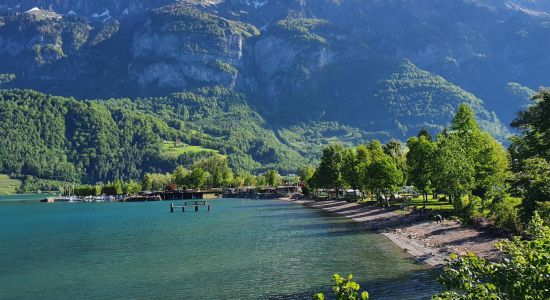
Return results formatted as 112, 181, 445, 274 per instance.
170, 203, 174, 213
195, 205, 199, 212
182, 206, 185, 212
208, 205, 212, 212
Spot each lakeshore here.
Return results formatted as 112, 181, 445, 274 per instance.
282, 198, 503, 267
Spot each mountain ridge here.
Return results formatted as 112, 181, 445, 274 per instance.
1, 0, 548, 181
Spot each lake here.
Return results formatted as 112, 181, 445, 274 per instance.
0, 197, 441, 299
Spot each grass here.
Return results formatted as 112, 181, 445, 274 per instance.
160, 142, 219, 158
0, 174, 21, 194
392, 194, 455, 211
356, 194, 454, 211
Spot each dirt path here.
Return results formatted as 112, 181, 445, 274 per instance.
283, 198, 503, 267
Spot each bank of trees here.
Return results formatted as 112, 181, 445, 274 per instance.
308, 103, 511, 218
307, 90, 550, 232
70, 154, 291, 195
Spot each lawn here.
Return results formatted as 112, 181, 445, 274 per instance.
0, 174, 21, 194
391, 194, 454, 211
357, 194, 454, 211
160, 142, 219, 158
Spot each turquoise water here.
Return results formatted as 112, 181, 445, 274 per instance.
0, 198, 441, 299
0, 193, 53, 202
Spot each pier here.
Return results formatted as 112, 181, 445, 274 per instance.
170, 201, 212, 213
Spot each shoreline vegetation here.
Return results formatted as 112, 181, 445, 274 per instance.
298, 90, 549, 299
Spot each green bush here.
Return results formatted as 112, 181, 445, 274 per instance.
434, 212, 550, 299
313, 274, 369, 300
454, 196, 482, 225
490, 197, 522, 233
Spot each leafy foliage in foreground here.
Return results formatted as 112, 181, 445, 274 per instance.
313, 274, 369, 300
433, 213, 550, 300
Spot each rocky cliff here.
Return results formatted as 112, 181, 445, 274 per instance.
1, 0, 549, 141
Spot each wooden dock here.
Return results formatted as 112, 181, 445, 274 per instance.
170, 201, 212, 213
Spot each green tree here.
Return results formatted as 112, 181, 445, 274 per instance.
233, 175, 245, 188
126, 179, 141, 195
313, 144, 346, 196
113, 179, 124, 195
256, 175, 267, 187
383, 139, 407, 185
514, 158, 550, 222
366, 153, 403, 206
450, 104, 510, 200
418, 127, 433, 141
187, 167, 210, 190
341, 149, 361, 193
432, 134, 475, 204
510, 90, 550, 164
265, 170, 281, 187
407, 135, 437, 204
173, 166, 190, 189
194, 155, 231, 188
141, 173, 153, 191
473, 133, 510, 199
300, 165, 315, 184
510, 90, 550, 222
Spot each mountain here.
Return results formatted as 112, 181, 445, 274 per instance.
0, 0, 548, 181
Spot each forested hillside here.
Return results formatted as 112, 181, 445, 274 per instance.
0, 89, 308, 182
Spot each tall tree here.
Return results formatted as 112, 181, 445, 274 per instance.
313, 144, 345, 196
510, 90, 550, 221
173, 165, 189, 189
265, 170, 281, 187
341, 149, 360, 191
432, 133, 475, 203
383, 139, 408, 185
407, 135, 437, 204
366, 153, 403, 206
187, 167, 210, 190
299, 165, 316, 195
417, 127, 433, 141
510, 89, 550, 164
193, 155, 231, 188
448, 104, 509, 200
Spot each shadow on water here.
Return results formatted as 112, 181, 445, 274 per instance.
254, 211, 326, 220
282, 221, 367, 232
266, 269, 442, 300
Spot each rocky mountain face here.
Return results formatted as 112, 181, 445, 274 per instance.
1, 0, 549, 142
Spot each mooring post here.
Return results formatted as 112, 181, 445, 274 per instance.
208, 205, 211, 212
182, 206, 185, 212
195, 205, 199, 212
170, 203, 174, 213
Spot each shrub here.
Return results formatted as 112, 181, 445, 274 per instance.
490, 197, 522, 233
433, 212, 550, 299
313, 274, 369, 300
454, 196, 482, 225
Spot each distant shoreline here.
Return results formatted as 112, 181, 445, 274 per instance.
280, 197, 503, 267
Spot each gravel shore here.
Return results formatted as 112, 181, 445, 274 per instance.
282, 198, 503, 267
